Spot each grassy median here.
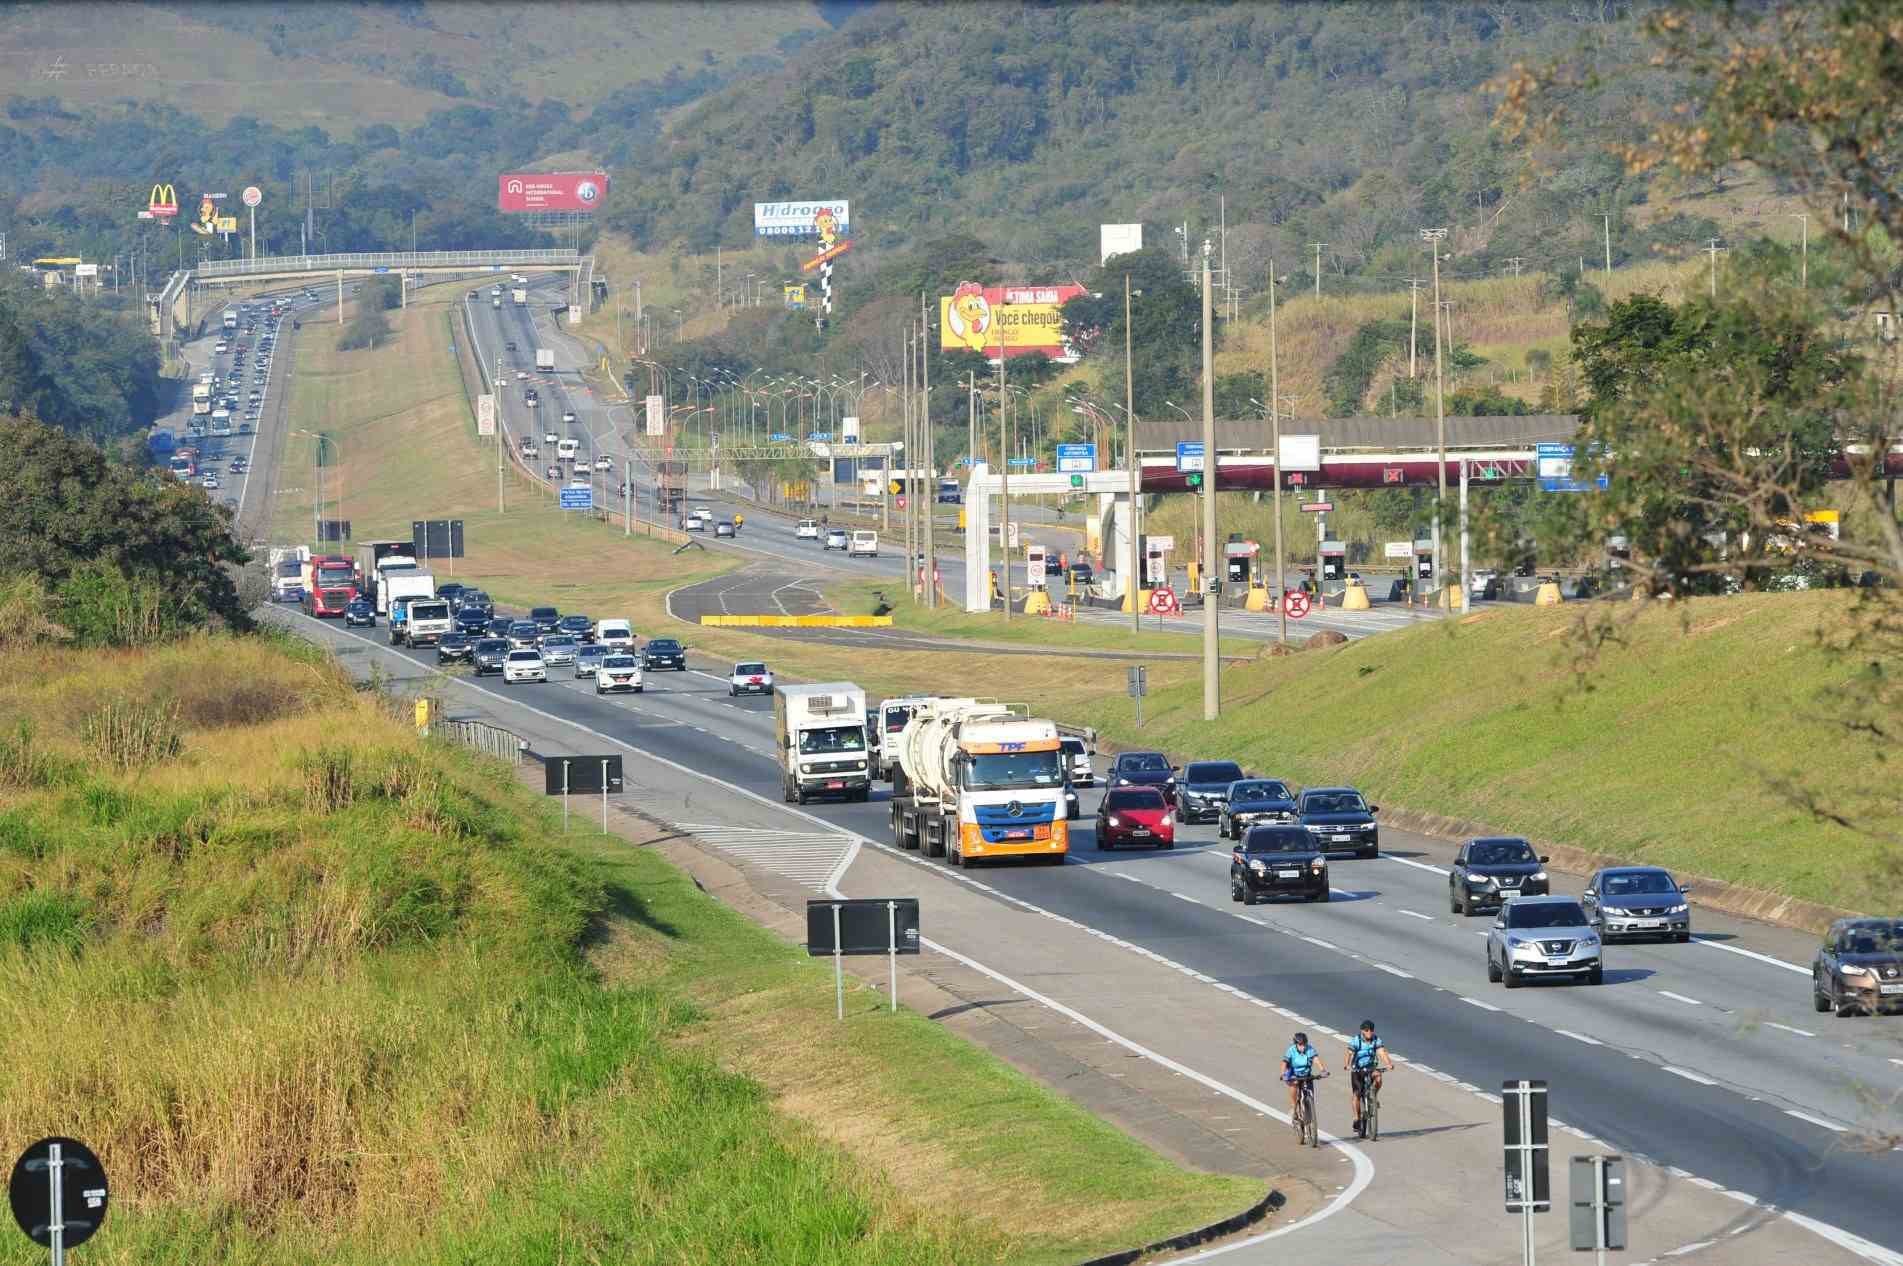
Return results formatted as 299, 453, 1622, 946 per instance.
0, 636, 1259, 1264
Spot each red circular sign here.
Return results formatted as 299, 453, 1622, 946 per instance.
1148, 585, 1180, 615
1283, 590, 1312, 619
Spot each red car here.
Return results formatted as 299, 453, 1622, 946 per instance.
1096, 787, 1175, 851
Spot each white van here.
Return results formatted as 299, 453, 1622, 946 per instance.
848, 530, 879, 558
557, 437, 579, 461
594, 619, 633, 652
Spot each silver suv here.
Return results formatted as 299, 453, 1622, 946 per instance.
1486, 895, 1603, 988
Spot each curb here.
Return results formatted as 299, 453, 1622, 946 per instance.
1075, 1189, 1284, 1266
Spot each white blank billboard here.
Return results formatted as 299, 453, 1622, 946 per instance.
1100, 224, 1143, 265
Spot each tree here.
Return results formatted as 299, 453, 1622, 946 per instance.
1062, 247, 1200, 419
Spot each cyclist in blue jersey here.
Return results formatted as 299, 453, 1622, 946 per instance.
1282, 1031, 1322, 1113
1344, 1019, 1395, 1138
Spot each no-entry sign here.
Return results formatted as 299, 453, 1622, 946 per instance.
1148, 585, 1181, 615
1283, 590, 1312, 619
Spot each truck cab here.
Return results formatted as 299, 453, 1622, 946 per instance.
889, 699, 1069, 866
774, 684, 869, 804
390, 595, 452, 647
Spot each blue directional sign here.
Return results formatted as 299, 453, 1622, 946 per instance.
559, 486, 594, 511
807, 431, 833, 442
1056, 442, 1097, 473
1536, 442, 1607, 493
373, 266, 391, 273
1007, 456, 1036, 468
768, 433, 792, 442
1175, 441, 1206, 473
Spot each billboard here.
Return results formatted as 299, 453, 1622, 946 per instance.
497, 171, 609, 213
644, 394, 665, 437
1100, 223, 1143, 264
755, 200, 851, 238
939, 282, 1088, 362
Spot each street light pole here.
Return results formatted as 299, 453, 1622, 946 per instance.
922, 290, 936, 608
997, 307, 1010, 623
1269, 262, 1287, 648
1421, 229, 1449, 605
1126, 273, 1140, 632
1200, 247, 1219, 722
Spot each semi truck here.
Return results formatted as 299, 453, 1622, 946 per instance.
511, 287, 527, 306
535, 348, 555, 372
774, 683, 870, 804
889, 698, 1069, 867
299, 554, 359, 617
268, 545, 311, 603
357, 539, 421, 614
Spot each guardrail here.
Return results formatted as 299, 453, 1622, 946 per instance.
437, 717, 525, 765
198, 249, 582, 278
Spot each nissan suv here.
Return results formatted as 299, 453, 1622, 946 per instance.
1487, 896, 1603, 988
1449, 837, 1551, 915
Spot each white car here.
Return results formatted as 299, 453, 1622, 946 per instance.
502, 649, 547, 684
594, 619, 634, 651
682, 515, 705, 532
824, 527, 849, 551
795, 519, 819, 540
729, 661, 774, 696
568, 477, 590, 490
562, 411, 577, 425
714, 520, 735, 538
596, 654, 643, 694
516, 370, 530, 381
201, 474, 220, 489
848, 530, 879, 558
544, 432, 560, 446
692, 507, 714, 523
594, 456, 612, 472
573, 645, 607, 678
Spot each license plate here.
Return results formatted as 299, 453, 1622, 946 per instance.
1004, 828, 1032, 840
1638, 920, 1664, 929
1277, 870, 1301, 879
1333, 834, 1352, 842
1546, 957, 1570, 966
825, 780, 843, 789
1880, 984, 1903, 996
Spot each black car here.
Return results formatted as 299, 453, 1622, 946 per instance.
507, 620, 541, 649
528, 605, 560, 634
343, 599, 375, 627
436, 632, 474, 664
1109, 751, 1176, 804
1450, 837, 1551, 915
643, 638, 686, 671
1582, 866, 1689, 942
1294, 786, 1380, 859
436, 582, 467, 606
1812, 918, 1903, 1017
487, 616, 514, 639
454, 607, 490, 635
459, 590, 494, 618
557, 614, 593, 641
1219, 779, 1299, 839
1230, 826, 1330, 905
1176, 760, 1246, 824
504, 341, 517, 352
471, 638, 511, 676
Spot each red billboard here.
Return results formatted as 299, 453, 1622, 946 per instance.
497, 171, 610, 213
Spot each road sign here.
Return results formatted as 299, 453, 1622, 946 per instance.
1147, 586, 1180, 615
1283, 590, 1311, 619
1537, 442, 1607, 493
476, 393, 496, 437
1146, 534, 1175, 552
1056, 442, 1096, 473
1383, 467, 1405, 484
1175, 441, 1205, 473
1007, 456, 1035, 467
559, 487, 593, 510
1383, 540, 1413, 560
1279, 433, 1320, 472
896, 496, 907, 509
10, 1137, 108, 1252
1299, 501, 1334, 513
808, 431, 832, 441
1502, 1079, 1551, 1213
241, 185, 262, 208
1126, 665, 1147, 697
1569, 1155, 1626, 1254
769, 432, 792, 442
645, 394, 664, 437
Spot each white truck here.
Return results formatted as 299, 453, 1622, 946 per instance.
222, 310, 238, 331
374, 561, 429, 616
535, 348, 555, 372
774, 683, 869, 804
389, 593, 452, 647
267, 545, 310, 603
871, 696, 933, 782
889, 699, 1069, 867
511, 287, 527, 306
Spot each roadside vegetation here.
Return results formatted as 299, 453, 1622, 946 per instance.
0, 635, 1259, 1264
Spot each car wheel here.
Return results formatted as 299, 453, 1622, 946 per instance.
1310, 889, 1329, 903
1451, 888, 1463, 915
1241, 886, 1258, 906
1230, 876, 1243, 903
1837, 1000, 1859, 1018
1813, 975, 1833, 1012
1487, 953, 1502, 984
1586, 965, 1604, 986
1159, 840, 1173, 850
1099, 837, 1114, 852
1360, 846, 1377, 860
1503, 966, 1521, 989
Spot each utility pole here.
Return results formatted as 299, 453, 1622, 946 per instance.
1269, 262, 1287, 648
903, 323, 914, 601
1706, 238, 1723, 298
1126, 273, 1141, 632
1791, 213, 1809, 289
922, 291, 937, 609
967, 371, 977, 473
1200, 244, 1219, 722
496, 355, 506, 514
997, 310, 1010, 623
1602, 214, 1612, 277
1407, 278, 1425, 378
1309, 242, 1328, 299
1421, 228, 1449, 605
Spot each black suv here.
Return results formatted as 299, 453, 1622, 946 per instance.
557, 614, 593, 641
1230, 825, 1331, 905
1109, 751, 1176, 804
1176, 760, 1246, 824
1450, 837, 1551, 915
528, 606, 561, 634
435, 632, 474, 664
471, 638, 511, 676
1219, 779, 1298, 839
459, 590, 494, 618
642, 638, 686, 671
1294, 786, 1380, 859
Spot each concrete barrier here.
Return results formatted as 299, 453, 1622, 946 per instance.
1340, 580, 1371, 611
1534, 582, 1564, 606
697, 614, 894, 628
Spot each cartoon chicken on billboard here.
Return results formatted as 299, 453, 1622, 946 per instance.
189, 193, 217, 236
946, 281, 994, 352
814, 205, 840, 252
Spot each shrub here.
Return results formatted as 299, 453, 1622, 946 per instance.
0, 720, 82, 789
83, 697, 184, 772
300, 745, 355, 813
0, 890, 88, 954
57, 561, 178, 647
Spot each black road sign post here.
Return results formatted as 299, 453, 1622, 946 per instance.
1503, 1079, 1550, 1266
1127, 664, 1147, 728
807, 898, 921, 1019
543, 755, 624, 834
10, 1137, 108, 1264
1569, 1155, 1625, 1263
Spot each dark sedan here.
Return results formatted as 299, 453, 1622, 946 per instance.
459, 590, 495, 618
557, 614, 593, 641
1175, 760, 1246, 824
1109, 751, 1176, 804
507, 621, 541, 650
642, 638, 686, 671
1812, 918, 1903, 1017
1583, 866, 1690, 942
435, 632, 474, 664
436, 582, 467, 606
454, 607, 491, 635
1450, 837, 1551, 915
528, 605, 561, 634
1219, 779, 1298, 839
471, 638, 511, 676
343, 598, 375, 627
1230, 826, 1330, 905
1295, 786, 1380, 859
487, 616, 513, 639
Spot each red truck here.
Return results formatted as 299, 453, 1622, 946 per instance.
300, 553, 358, 617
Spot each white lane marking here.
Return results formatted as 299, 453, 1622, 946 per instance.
1396, 909, 1435, 922
1663, 1240, 1716, 1257
1461, 997, 1501, 1012
1663, 1066, 1718, 1086
1657, 990, 1704, 1007
1554, 1030, 1604, 1046
1782, 1211, 1903, 1266
1371, 963, 1414, 979
1381, 855, 1449, 877
1690, 933, 1809, 976
1763, 1021, 1817, 1038
1301, 935, 1340, 951
1172, 891, 1202, 905
1783, 1109, 1850, 1134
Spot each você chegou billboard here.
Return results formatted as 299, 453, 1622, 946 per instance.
939, 282, 1088, 363
498, 171, 610, 213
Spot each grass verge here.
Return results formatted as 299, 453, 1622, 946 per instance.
0, 635, 1259, 1264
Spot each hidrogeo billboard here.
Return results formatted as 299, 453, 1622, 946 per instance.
754, 199, 851, 238
939, 282, 1088, 362
498, 171, 609, 213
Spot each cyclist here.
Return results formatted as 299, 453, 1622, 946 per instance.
1344, 1019, 1395, 1138
1282, 1031, 1322, 1114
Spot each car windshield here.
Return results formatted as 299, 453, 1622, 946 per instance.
530, 608, 557, 619
1303, 792, 1367, 814
1602, 870, 1676, 896
797, 725, 866, 755
736, 663, 768, 675
1472, 840, 1537, 866
1104, 789, 1166, 810
476, 640, 508, 653
603, 656, 639, 668
1230, 780, 1292, 802
1842, 924, 1903, 955
507, 651, 540, 662
966, 749, 1063, 790
1185, 762, 1244, 785
544, 637, 576, 648
578, 646, 604, 657
1243, 829, 1317, 855
1119, 753, 1170, 773
649, 640, 681, 653
1505, 902, 1589, 930
1061, 738, 1086, 755
510, 623, 537, 636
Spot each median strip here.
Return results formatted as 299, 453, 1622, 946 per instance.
698, 613, 895, 627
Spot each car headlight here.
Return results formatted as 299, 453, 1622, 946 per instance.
1115, 777, 1129, 786
1666, 903, 1688, 915
1504, 935, 1527, 948
1106, 815, 1120, 827
1161, 814, 1173, 827
1840, 964, 1873, 977
1581, 934, 1600, 946
1249, 860, 1267, 872
1310, 859, 1326, 872
1531, 871, 1548, 882
1471, 874, 1495, 885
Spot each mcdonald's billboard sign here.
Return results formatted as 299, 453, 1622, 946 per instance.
147, 184, 179, 220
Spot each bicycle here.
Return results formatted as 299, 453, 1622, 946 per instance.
1354, 1066, 1384, 1142
1289, 1070, 1328, 1148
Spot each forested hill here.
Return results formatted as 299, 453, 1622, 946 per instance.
610, 1, 1686, 285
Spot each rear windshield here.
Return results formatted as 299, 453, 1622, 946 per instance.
736, 663, 768, 675
1117, 753, 1170, 773
1505, 902, 1589, 929
1243, 828, 1316, 854
1104, 789, 1166, 809
1230, 780, 1292, 801
1185, 762, 1244, 784
1471, 840, 1537, 865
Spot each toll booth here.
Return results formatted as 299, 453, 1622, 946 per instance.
1320, 539, 1348, 583
1414, 537, 1435, 583
1224, 539, 1259, 586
